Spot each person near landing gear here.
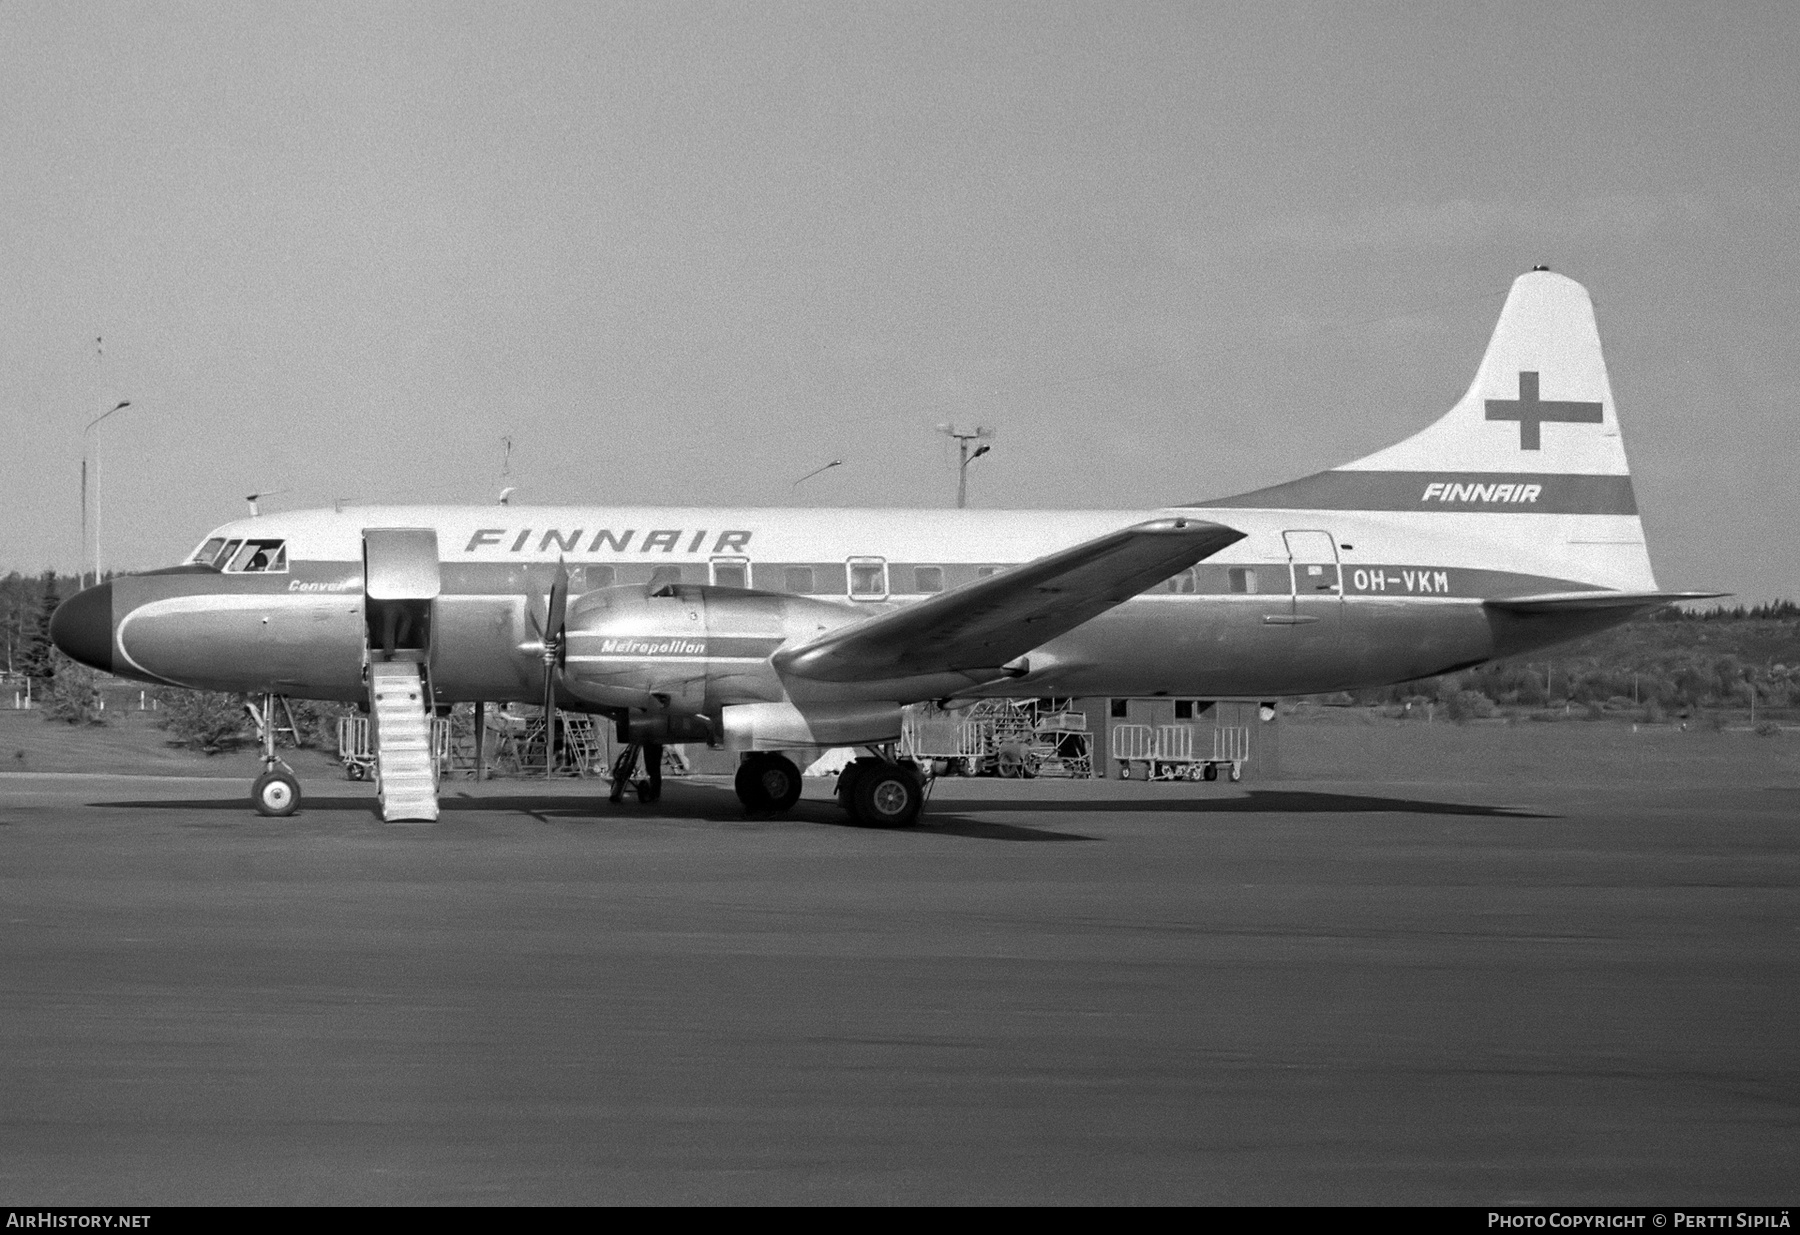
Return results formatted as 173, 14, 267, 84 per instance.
608, 742, 663, 803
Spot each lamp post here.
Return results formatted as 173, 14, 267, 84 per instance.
84, 399, 131, 585
936, 424, 994, 509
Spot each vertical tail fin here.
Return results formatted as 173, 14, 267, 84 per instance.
1194, 269, 1657, 591
1342, 268, 1630, 479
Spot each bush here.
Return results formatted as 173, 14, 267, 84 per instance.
44, 653, 106, 726
1443, 689, 1498, 723
278, 698, 356, 750
1755, 721, 1782, 738
153, 688, 248, 753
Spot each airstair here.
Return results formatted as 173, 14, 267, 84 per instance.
369, 660, 439, 821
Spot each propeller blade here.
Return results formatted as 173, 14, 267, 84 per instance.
547, 559, 570, 656
541, 559, 570, 778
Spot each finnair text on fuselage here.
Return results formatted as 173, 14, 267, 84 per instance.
464, 528, 755, 555
1421, 482, 1542, 504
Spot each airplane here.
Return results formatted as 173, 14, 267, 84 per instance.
51, 268, 1716, 826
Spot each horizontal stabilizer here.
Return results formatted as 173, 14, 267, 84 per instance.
776, 517, 1245, 683
1484, 590, 1726, 614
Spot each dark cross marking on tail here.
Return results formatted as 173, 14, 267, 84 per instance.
1484, 371, 1603, 451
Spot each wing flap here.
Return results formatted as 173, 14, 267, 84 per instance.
775, 517, 1245, 683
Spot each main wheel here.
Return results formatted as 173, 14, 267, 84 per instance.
851, 763, 923, 828
736, 754, 803, 813
756, 754, 803, 812
735, 758, 769, 809
1202, 762, 1219, 781
836, 758, 875, 813
252, 770, 301, 817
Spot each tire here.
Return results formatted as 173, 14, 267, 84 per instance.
1202, 763, 1219, 782
1117, 762, 1131, 780
758, 754, 803, 812
735, 759, 770, 810
738, 754, 803, 813
252, 770, 301, 817
1228, 764, 1242, 783
836, 758, 883, 812
851, 763, 923, 828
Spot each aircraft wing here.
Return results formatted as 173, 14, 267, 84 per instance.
1484, 589, 1726, 614
774, 517, 1245, 683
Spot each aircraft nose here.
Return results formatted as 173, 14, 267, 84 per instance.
50, 582, 114, 673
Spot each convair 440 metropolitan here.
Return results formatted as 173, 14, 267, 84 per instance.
52, 270, 1714, 825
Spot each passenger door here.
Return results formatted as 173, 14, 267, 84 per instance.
1283, 529, 1342, 625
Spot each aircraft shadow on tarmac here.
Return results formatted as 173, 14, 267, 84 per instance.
934, 789, 1558, 820
91, 782, 1552, 839
90, 783, 1098, 842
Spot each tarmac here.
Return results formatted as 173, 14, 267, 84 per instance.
1, 765, 1796, 1205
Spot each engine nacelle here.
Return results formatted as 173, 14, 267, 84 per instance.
559, 583, 863, 715
618, 712, 716, 744
720, 701, 903, 752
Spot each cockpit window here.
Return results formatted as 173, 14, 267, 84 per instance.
190, 538, 226, 566
222, 539, 288, 573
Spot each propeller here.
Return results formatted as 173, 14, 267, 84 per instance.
528, 559, 571, 777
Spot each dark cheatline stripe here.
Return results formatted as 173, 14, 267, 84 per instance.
1184, 470, 1638, 515
564, 634, 787, 659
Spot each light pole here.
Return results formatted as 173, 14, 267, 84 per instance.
84, 399, 131, 585
936, 424, 993, 509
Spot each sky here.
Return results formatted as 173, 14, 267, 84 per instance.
2, 2, 1795, 602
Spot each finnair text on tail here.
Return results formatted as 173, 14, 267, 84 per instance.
1422, 482, 1542, 503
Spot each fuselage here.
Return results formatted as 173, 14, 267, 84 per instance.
59, 501, 1644, 711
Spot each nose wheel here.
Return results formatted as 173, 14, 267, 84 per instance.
247, 692, 302, 817
252, 768, 301, 817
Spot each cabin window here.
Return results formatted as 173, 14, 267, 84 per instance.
648, 565, 682, 588
784, 566, 815, 594
711, 558, 749, 588
1110, 699, 1129, 719
223, 539, 287, 573
1163, 568, 1197, 594
191, 538, 226, 566
1175, 700, 1193, 719
581, 565, 616, 589
913, 565, 943, 593
847, 558, 887, 600
1228, 567, 1258, 594
977, 566, 1004, 578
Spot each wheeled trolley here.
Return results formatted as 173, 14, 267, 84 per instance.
1112, 722, 1249, 782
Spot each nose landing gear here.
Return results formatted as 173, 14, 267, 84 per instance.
247, 693, 302, 818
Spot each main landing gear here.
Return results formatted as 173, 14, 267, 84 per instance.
731, 749, 927, 827
834, 755, 926, 828
734, 753, 803, 813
